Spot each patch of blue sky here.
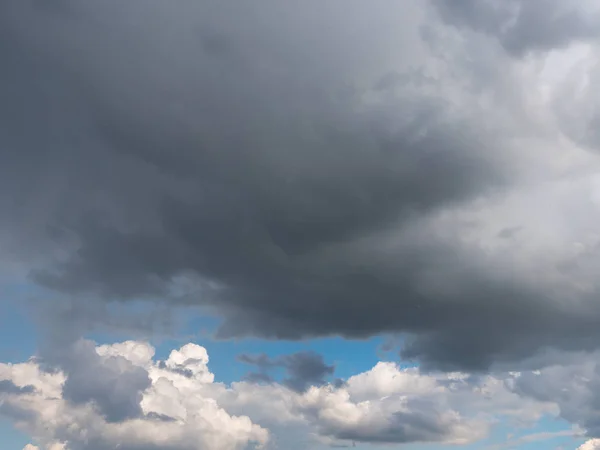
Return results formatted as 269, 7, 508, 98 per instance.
1, 282, 405, 386
0, 283, 38, 362
152, 314, 394, 384
0, 418, 29, 450
472, 415, 584, 450
84, 303, 415, 385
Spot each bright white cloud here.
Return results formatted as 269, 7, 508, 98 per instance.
580, 439, 600, 450
0, 340, 566, 450
22, 445, 64, 450
1, 341, 267, 450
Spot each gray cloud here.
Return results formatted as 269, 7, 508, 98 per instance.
432, 0, 600, 55
2, 0, 600, 372
333, 403, 459, 444
238, 351, 335, 392
0, 401, 37, 423
0, 381, 37, 424
157, 360, 194, 379
510, 354, 600, 437
59, 340, 151, 422
497, 226, 522, 239
243, 372, 275, 385
0, 380, 35, 395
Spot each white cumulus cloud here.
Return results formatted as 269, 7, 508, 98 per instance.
0, 340, 565, 450
579, 439, 600, 450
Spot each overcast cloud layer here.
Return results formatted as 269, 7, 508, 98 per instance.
3, 0, 600, 375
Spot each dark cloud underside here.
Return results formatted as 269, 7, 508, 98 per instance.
2, 0, 600, 371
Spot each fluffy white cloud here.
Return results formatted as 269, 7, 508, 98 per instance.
580, 439, 600, 450
1, 341, 267, 450
23, 445, 64, 450
13, 340, 600, 450
0, 340, 564, 450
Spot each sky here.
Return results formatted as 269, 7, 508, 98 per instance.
2, 0, 600, 449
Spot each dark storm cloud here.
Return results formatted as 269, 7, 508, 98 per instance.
2, 0, 600, 372
432, 0, 600, 56
239, 351, 334, 391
